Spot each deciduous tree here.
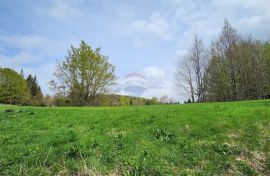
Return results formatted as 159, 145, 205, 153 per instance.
0, 68, 30, 104
51, 41, 116, 106
176, 35, 207, 102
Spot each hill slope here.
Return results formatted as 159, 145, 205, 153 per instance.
1, 100, 270, 175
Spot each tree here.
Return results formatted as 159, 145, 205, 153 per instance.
20, 69, 24, 78
176, 35, 207, 102
235, 38, 266, 100
263, 42, 270, 98
149, 97, 158, 105
177, 19, 270, 102
43, 94, 53, 106
51, 41, 116, 106
26, 74, 43, 105
26, 75, 42, 97
204, 55, 229, 101
120, 96, 130, 106
205, 20, 269, 101
208, 19, 240, 101
159, 95, 169, 104
0, 68, 30, 104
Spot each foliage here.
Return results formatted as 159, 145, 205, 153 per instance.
0, 68, 30, 104
177, 19, 270, 102
152, 128, 175, 143
51, 41, 116, 106
26, 74, 44, 105
53, 96, 70, 106
205, 20, 269, 101
43, 94, 54, 107
263, 42, 270, 97
96, 94, 159, 107
0, 100, 269, 175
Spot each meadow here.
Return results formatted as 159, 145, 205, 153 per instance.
0, 100, 270, 175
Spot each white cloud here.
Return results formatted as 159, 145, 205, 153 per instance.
0, 51, 39, 66
0, 35, 69, 55
141, 66, 185, 100
157, 0, 270, 54
0, 51, 55, 95
48, 0, 84, 21
0, 33, 81, 94
164, 0, 270, 40
114, 66, 184, 100
0, 33, 83, 58
125, 13, 174, 47
143, 66, 165, 79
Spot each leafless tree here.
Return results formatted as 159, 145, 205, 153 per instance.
176, 35, 207, 102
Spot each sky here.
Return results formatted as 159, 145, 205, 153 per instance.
0, 0, 270, 102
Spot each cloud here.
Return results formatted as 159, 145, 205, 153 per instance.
0, 51, 39, 66
114, 66, 183, 100
162, 0, 270, 43
129, 15, 172, 41
157, 0, 270, 49
48, 0, 84, 21
0, 33, 81, 94
143, 66, 165, 79
142, 66, 186, 101
141, 67, 181, 99
125, 13, 174, 47
1, 35, 56, 55
1, 0, 269, 101
0, 51, 55, 94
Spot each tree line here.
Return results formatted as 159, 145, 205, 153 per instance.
0, 67, 160, 106
1, 19, 269, 106
53, 94, 160, 107
0, 41, 161, 106
176, 20, 270, 102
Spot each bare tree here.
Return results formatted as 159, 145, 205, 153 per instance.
159, 95, 169, 104
176, 35, 207, 102
176, 55, 195, 102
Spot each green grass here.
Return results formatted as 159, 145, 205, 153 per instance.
1, 100, 270, 175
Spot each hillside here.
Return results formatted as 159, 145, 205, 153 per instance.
1, 100, 270, 175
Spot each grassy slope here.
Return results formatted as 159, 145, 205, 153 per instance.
0, 100, 270, 175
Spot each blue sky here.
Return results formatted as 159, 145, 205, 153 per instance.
0, 0, 270, 101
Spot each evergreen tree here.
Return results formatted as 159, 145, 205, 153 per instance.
20, 69, 24, 78
26, 74, 43, 105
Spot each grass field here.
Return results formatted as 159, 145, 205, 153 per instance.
0, 100, 270, 175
